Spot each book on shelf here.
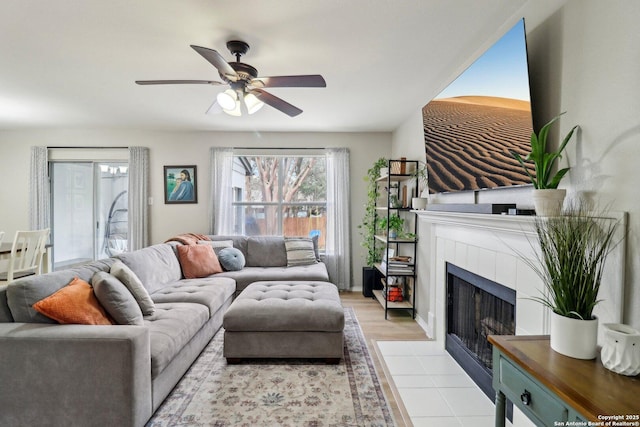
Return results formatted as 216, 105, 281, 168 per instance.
389, 255, 412, 262
387, 262, 412, 267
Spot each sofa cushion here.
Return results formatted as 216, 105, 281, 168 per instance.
32, 277, 113, 325
246, 236, 287, 267
207, 235, 249, 259
6, 259, 114, 323
0, 284, 14, 322
110, 261, 155, 316
176, 244, 223, 279
284, 237, 318, 267
197, 239, 233, 255
116, 244, 182, 294
223, 281, 344, 332
145, 302, 209, 377
150, 276, 235, 316
217, 263, 330, 293
92, 271, 144, 326
217, 247, 245, 271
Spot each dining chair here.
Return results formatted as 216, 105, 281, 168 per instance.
0, 229, 50, 283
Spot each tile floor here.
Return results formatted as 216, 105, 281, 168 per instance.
376, 340, 513, 427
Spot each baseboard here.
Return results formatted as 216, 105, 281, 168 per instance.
415, 313, 432, 338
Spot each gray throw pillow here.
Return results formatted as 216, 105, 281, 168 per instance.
110, 261, 155, 316
92, 271, 144, 325
217, 247, 246, 271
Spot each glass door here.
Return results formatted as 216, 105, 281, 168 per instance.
51, 162, 128, 270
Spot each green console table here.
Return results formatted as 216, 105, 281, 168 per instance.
489, 335, 640, 427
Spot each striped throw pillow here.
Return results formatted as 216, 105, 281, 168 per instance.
284, 237, 318, 267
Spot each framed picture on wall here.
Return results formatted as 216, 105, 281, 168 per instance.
164, 165, 197, 204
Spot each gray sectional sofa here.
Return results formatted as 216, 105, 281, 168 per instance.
0, 235, 329, 427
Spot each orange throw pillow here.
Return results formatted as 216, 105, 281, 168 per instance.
176, 244, 223, 279
33, 277, 113, 325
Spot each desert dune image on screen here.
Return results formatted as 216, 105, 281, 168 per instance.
423, 19, 535, 194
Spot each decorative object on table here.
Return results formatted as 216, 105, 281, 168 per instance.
164, 165, 197, 204
510, 112, 578, 216
600, 323, 640, 376
522, 199, 619, 359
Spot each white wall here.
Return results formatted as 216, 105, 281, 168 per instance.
0, 129, 392, 289
392, 0, 640, 329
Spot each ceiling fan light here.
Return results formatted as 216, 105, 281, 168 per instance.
244, 93, 265, 115
216, 89, 237, 110
223, 101, 241, 117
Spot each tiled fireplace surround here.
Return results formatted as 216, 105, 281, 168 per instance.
414, 210, 626, 349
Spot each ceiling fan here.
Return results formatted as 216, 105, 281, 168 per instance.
135, 40, 326, 117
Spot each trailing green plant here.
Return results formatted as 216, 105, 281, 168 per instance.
523, 200, 619, 320
510, 112, 578, 189
358, 157, 387, 266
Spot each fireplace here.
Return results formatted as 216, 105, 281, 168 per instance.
446, 263, 515, 414
413, 210, 625, 425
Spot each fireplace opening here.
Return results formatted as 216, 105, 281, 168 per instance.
446, 263, 515, 418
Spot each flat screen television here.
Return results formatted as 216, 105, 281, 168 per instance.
423, 19, 535, 194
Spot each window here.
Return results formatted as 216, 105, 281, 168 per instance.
231, 155, 327, 250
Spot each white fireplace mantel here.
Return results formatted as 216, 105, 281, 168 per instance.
414, 210, 538, 236
413, 209, 626, 345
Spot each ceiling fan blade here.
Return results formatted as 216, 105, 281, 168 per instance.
190, 45, 238, 82
251, 89, 303, 117
135, 80, 224, 85
250, 75, 326, 88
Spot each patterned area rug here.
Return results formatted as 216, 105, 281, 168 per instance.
147, 307, 395, 427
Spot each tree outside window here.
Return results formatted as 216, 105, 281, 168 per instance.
232, 155, 327, 250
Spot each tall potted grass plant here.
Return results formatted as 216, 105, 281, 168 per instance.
524, 200, 619, 359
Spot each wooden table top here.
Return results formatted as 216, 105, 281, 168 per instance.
489, 335, 640, 421
0, 242, 52, 255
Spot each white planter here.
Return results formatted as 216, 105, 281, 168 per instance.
601, 323, 640, 376
412, 197, 428, 210
532, 188, 566, 217
379, 167, 389, 177
550, 311, 598, 360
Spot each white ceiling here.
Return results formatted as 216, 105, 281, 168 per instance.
0, 0, 565, 132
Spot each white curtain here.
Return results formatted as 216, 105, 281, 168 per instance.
325, 148, 351, 290
209, 147, 235, 234
128, 147, 149, 250
29, 146, 50, 231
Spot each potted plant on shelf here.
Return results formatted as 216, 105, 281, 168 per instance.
377, 214, 404, 239
411, 161, 429, 210
523, 200, 619, 359
510, 112, 578, 216
358, 157, 387, 296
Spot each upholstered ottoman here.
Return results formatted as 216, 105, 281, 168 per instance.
223, 281, 344, 363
